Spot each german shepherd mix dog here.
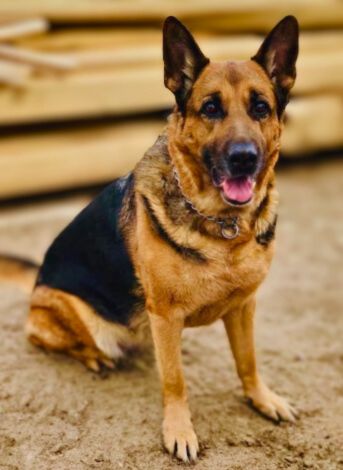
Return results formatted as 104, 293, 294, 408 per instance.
8, 15, 299, 462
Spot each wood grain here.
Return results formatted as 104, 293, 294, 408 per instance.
0, 95, 341, 198
0, 0, 341, 31
0, 119, 163, 198
0, 18, 48, 41
0, 38, 342, 125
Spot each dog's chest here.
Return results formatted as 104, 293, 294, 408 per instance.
183, 240, 274, 325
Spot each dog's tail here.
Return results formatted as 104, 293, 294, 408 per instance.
0, 254, 40, 292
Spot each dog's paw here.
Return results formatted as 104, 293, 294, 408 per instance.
83, 356, 116, 372
162, 407, 199, 462
246, 381, 298, 423
70, 348, 117, 373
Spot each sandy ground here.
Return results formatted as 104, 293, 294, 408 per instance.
0, 160, 342, 470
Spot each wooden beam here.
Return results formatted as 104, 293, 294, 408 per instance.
62, 36, 257, 69
0, 43, 342, 125
17, 29, 343, 56
0, 119, 163, 199
187, 3, 343, 32
0, 94, 341, 199
0, 18, 48, 42
0, 59, 32, 86
282, 95, 343, 155
0, 44, 76, 71
16, 28, 162, 52
0, 0, 341, 31
0, 65, 170, 125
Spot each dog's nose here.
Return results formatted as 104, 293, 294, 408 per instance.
226, 142, 259, 177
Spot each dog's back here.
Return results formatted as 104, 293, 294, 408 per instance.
36, 174, 141, 325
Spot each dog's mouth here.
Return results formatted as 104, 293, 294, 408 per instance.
212, 169, 255, 206
220, 176, 255, 205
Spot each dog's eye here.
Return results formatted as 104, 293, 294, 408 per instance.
252, 99, 270, 119
200, 99, 223, 119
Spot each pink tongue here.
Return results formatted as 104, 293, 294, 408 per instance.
221, 177, 253, 203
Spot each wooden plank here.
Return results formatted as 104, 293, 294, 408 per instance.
0, 59, 32, 86
0, 0, 342, 31
0, 94, 341, 199
282, 95, 343, 155
16, 28, 162, 51
187, 4, 343, 32
14, 30, 343, 82
0, 44, 76, 71
54, 33, 343, 70
0, 66, 170, 125
0, 44, 342, 125
17, 29, 343, 56
64, 36, 257, 69
0, 119, 163, 198
0, 18, 48, 41
4, 30, 341, 125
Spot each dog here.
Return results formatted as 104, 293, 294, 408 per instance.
2, 15, 299, 462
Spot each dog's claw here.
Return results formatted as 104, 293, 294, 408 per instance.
83, 355, 117, 372
246, 381, 298, 424
101, 357, 116, 369
172, 441, 177, 456
163, 416, 199, 462
85, 358, 100, 372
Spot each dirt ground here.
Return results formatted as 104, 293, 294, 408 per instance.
0, 159, 342, 470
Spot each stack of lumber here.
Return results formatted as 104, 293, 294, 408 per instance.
0, 1, 342, 199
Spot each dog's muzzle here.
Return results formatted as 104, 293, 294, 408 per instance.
211, 141, 261, 206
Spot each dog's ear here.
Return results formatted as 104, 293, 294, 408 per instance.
252, 15, 299, 114
163, 16, 209, 111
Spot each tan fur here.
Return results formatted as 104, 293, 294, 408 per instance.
128, 29, 297, 460
22, 62, 289, 460
27, 286, 147, 371
16, 17, 299, 463
222, 298, 297, 421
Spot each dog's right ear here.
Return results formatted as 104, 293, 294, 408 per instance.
163, 16, 209, 111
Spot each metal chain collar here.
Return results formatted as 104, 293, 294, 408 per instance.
172, 167, 240, 240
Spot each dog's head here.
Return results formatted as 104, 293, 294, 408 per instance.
163, 16, 299, 209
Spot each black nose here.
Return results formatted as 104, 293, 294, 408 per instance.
226, 142, 259, 177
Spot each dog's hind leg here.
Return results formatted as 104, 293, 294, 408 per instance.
27, 309, 104, 372
26, 286, 132, 371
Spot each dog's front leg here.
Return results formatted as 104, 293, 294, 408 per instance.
222, 297, 298, 422
148, 311, 199, 462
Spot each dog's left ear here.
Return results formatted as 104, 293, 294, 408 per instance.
252, 15, 299, 114
163, 16, 209, 110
